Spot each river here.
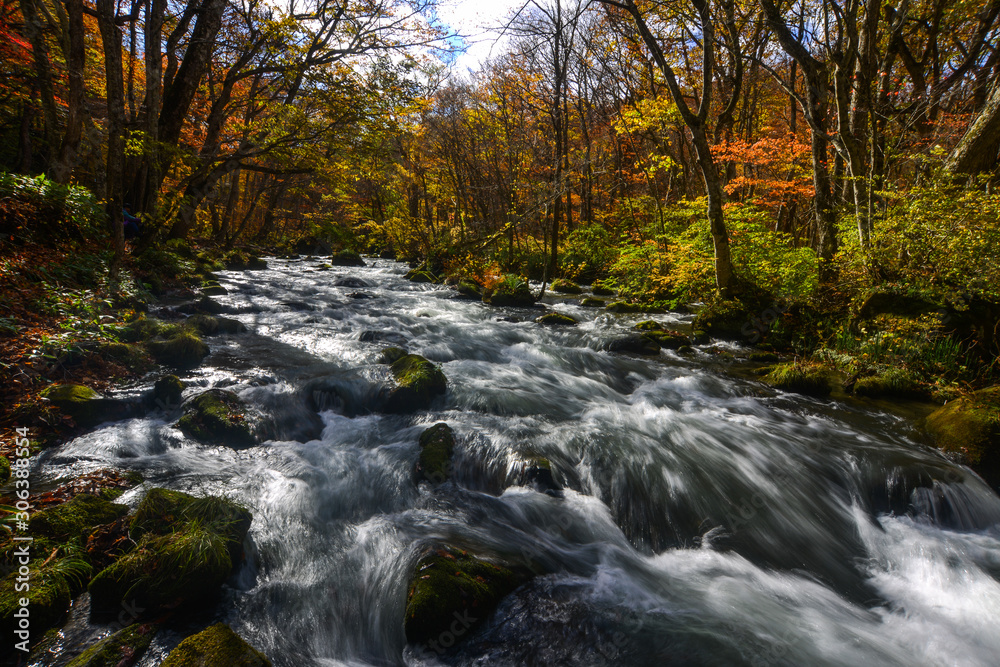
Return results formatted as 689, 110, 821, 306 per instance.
34, 257, 1000, 666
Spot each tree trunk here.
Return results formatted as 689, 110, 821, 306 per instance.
946, 81, 1000, 175
51, 0, 86, 183
19, 0, 59, 166
97, 0, 126, 271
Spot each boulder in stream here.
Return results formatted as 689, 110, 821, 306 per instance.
40, 384, 128, 427
926, 386, 1000, 486
405, 548, 529, 647
67, 622, 157, 667
334, 276, 370, 288
417, 423, 455, 485
161, 623, 271, 667
483, 276, 536, 308
330, 250, 366, 267
405, 269, 437, 283
761, 362, 833, 397
177, 389, 257, 448
605, 334, 660, 356
377, 346, 409, 364
579, 297, 605, 308
535, 312, 578, 326
550, 278, 582, 294
386, 355, 447, 413
456, 279, 482, 300
186, 314, 247, 336
147, 330, 210, 370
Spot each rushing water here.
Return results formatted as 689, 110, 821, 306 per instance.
34, 258, 1000, 666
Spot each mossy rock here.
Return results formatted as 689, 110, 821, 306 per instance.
147, 331, 209, 370
642, 330, 690, 349
550, 278, 582, 294
748, 351, 781, 363
40, 384, 122, 428
30, 494, 128, 542
152, 375, 185, 409
186, 314, 247, 336
926, 387, 1000, 485
762, 363, 832, 397
456, 280, 482, 299
535, 312, 578, 326
854, 368, 927, 400
591, 282, 616, 296
119, 317, 160, 343
98, 342, 151, 372
0, 457, 9, 484
0, 562, 73, 654
405, 269, 437, 283
386, 355, 447, 413
202, 282, 228, 296
484, 276, 536, 308
177, 390, 256, 448
161, 623, 270, 667
405, 548, 529, 646
580, 297, 604, 308
129, 488, 252, 547
246, 256, 268, 270
692, 298, 754, 340
634, 320, 662, 331
67, 622, 157, 667
417, 423, 455, 485
330, 250, 366, 267
605, 334, 660, 356
179, 295, 225, 315
377, 346, 409, 365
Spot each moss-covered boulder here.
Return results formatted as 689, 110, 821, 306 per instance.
246, 256, 268, 270
405, 269, 437, 283
642, 330, 690, 350
386, 355, 447, 413
854, 368, 927, 400
161, 623, 270, 667
456, 279, 482, 299
748, 351, 781, 363
692, 298, 752, 340
417, 423, 455, 485
926, 387, 1000, 486
89, 489, 251, 616
550, 278, 582, 294
762, 363, 832, 397
580, 297, 604, 308
40, 384, 122, 427
147, 331, 209, 370
67, 622, 157, 667
484, 276, 536, 308
179, 295, 225, 315
152, 375, 185, 409
591, 281, 616, 296
30, 494, 128, 542
535, 312, 578, 326
177, 390, 257, 448
202, 282, 228, 296
405, 548, 529, 646
634, 320, 662, 331
0, 562, 73, 654
186, 314, 247, 336
330, 250, 366, 267
605, 334, 660, 356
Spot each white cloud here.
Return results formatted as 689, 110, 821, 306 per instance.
435, 0, 526, 73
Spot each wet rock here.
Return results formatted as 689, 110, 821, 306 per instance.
147, 330, 210, 370
580, 297, 604, 308
386, 355, 447, 413
484, 276, 536, 308
334, 277, 371, 288
161, 623, 270, 667
347, 291, 375, 299
202, 282, 228, 296
761, 362, 832, 397
0, 562, 73, 654
417, 423, 455, 485
89, 489, 252, 616
642, 330, 690, 350
30, 494, 128, 542
926, 386, 1000, 486
523, 458, 562, 497
634, 320, 662, 330
246, 256, 268, 270
456, 280, 482, 299
152, 375, 184, 409
359, 330, 408, 346
405, 269, 437, 283
550, 278, 582, 294
605, 301, 665, 314
377, 346, 409, 364
330, 250, 366, 267
177, 389, 257, 448
605, 334, 660, 356
535, 312, 578, 326
40, 384, 127, 427
677, 345, 695, 355
67, 622, 157, 667
186, 314, 247, 336
405, 548, 529, 647
178, 295, 225, 315
280, 300, 313, 311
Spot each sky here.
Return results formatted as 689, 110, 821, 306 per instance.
434, 0, 527, 74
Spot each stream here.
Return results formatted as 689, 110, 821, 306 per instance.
33, 257, 1000, 666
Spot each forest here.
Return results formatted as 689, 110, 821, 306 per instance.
2, 0, 1000, 664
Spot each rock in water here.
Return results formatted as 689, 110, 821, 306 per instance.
535, 312, 578, 326
330, 250, 366, 267
605, 334, 660, 356
385, 355, 447, 413
40, 384, 126, 427
177, 389, 257, 448
404, 548, 529, 647
926, 386, 1000, 486
161, 624, 270, 667
66, 623, 157, 667
417, 423, 455, 485
147, 330, 209, 370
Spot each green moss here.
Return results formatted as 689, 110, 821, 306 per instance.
161, 623, 270, 667
580, 297, 605, 308
386, 355, 447, 413
550, 278, 582, 294
417, 423, 455, 485
605, 301, 665, 314
692, 298, 752, 340
186, 314, 247, 336
330, 249, 365, 267
405, 548, 528, 645
535, 312, 578, 326
405, 270, 437, 283
749, 351, 781, 363
634, 320, 662, 331
0, 560, 77, 648
88, 525, 232, 614
456, 280, 482, 299
762, 363, 832, 397
377, 346, 409, 364
926, 387, 1000, 480
854, 368, 927, 400
177, 390, 256, 448
67, 622, 157, 667
30, 494, 128, 542
153, 375, 184, 409
129, 488, 252, 549
202, 282, 228, 296
642, 330, 690, 349
147, 331, 209, 370
485, 275, 535, 307
591, 281, 616, 296
40, 384, 113, 427
0, 457, 9, 484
